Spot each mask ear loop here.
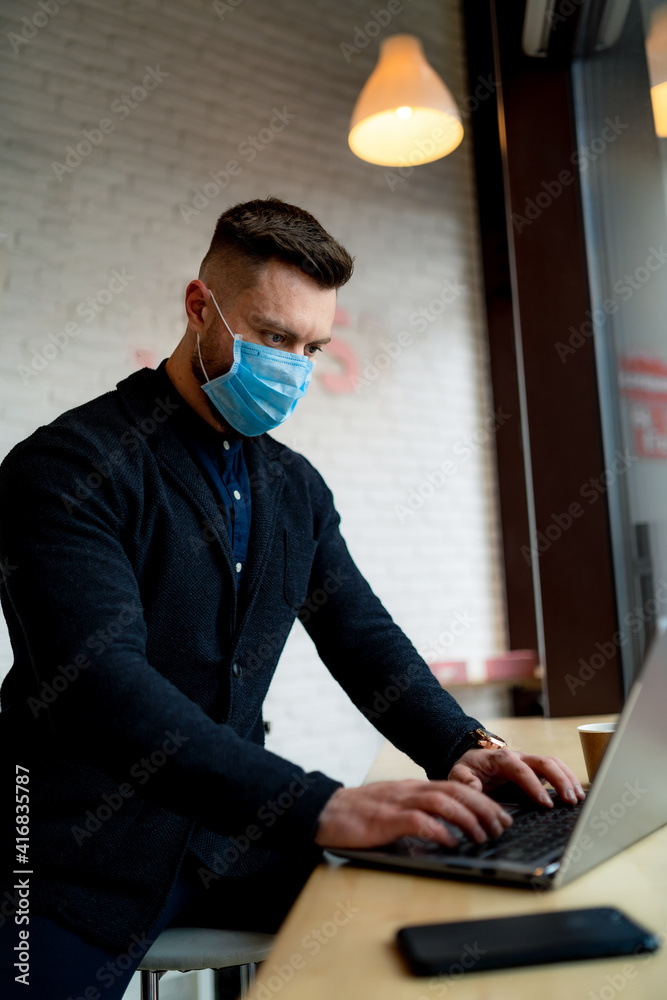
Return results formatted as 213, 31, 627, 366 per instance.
196, 329, 210, 383
196, 288, 237, 384
209, 289, 238, 340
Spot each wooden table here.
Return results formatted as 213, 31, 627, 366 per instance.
246, 716, 667, 999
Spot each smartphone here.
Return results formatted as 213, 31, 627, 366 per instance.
396, 907, 660, 976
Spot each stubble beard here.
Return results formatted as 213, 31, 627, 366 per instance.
189, 332, 246, 441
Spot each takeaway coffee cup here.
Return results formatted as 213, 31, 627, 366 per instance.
577, 722, 617, 783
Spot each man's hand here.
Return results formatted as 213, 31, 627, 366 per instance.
313, 779, 514, 850
448, 748, 586, 806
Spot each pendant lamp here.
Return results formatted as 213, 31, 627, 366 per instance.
348, 34, 463, 167
646, 6, 667, 137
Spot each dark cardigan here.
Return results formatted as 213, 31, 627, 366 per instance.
0, 360, 481, 951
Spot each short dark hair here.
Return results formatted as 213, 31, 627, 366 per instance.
199, 196, 354, 294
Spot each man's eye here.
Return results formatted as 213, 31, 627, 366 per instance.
307, 345, 322, 355
267, 333, 284, 344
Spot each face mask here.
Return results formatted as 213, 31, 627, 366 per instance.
196, 290, 314, 437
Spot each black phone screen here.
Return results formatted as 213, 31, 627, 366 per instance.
396, 907, 660, 975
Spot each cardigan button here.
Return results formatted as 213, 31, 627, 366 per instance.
232, 662, 242, 678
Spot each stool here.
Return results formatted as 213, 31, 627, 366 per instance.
138, 926, 275, 999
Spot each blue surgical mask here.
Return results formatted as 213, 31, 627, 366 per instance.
196, 290, 314, 437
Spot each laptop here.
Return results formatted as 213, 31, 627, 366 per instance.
325, 623, 667, 889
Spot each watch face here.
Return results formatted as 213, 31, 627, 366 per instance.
475, 729, 507, 749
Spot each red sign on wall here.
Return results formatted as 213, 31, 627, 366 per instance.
619, 355, 667, 459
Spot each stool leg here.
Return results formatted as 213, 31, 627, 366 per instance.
239, 962, 256, 999
140, 969, 161, 1000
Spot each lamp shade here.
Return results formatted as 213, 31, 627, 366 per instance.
646, 6, 667, 137
348, 34, 463, 167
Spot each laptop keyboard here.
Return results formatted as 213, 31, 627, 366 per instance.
400, 789, 585, 864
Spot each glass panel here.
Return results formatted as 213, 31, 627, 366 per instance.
571, 0, 667, 691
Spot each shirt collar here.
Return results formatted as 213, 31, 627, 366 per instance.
155, 358, 243, 454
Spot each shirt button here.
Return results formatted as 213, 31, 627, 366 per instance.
233, 490, 241, 500
223, 440, 230, 451
232, 662, 242, 678
235, 562, 242, 573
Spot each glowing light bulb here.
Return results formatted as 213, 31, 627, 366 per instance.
348, 36, 463, 167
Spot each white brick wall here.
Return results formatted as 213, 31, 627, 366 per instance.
0, 0, 507, 790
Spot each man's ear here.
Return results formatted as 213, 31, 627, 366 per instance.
185, 279, 210, 331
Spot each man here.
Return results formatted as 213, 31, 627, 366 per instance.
0, 197, 583, 997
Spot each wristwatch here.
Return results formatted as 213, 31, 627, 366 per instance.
453, 727, 508, 757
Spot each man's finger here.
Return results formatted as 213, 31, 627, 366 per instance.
486, 752, 556, 807
547, 756, 586, 799
447, 763, 484, 792
521, 754, 584, 803
428, 781, 514, 835
407, 790, 493, 843
400, 809, 459, 848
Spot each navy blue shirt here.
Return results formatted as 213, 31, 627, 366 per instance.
175, 410, 251, 586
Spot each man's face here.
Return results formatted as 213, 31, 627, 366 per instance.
190, 258, 337, 391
